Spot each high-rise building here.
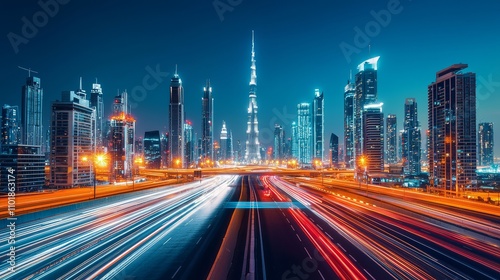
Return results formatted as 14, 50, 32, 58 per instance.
109, 91, 135, 182
184, 121, 194, 166
402, 98, 421, 174
330, 133, 339, 167
428, 64, 476, 195
398, 130, 404, 162
227, 130, 234, 162
169, 67, 185, 168
50, 90, 95, 188
21, 75, 43, 146
0, 145, 45, 192
144, 131, 161, 169
1, 105, 20, 146
202, 80, 213, 161
478, 122, 494, 166
313, 89, 324, 161
135, 137, 144, 156
344, 78, 355, 168
354, 56, 379, 168
386, 114, 397, 164
362, 103, 384, 172
291, 121, 298, 159
297, 103, 312, 165
219, 121, 228, 161
90, 81, 104, 151
161, 132, 169, 168
245, 31, 261, 163
273, 124, 285, 160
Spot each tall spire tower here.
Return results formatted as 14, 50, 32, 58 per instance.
245, 30, 261, 163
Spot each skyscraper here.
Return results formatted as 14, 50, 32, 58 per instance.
90, 81, 104, 151
428, 64, 476, 195
144, 130, 161, 169
313, 89, 324, 161
50, 90, 95, 188
21, 75, 43, 146
362, 103, 384, 172
245, 30, 261, 163
273, 124, 285, 160
297, 103, 312, 165
402, 98, 421, 174
478, 122, 494, 166
0, 145, 45, 192
344, 78, 355, 168
184, 121, 194, 166
219, 121, 228, 161
330, 133, 339, 167
291, 121, 298, 160
169, 67, 185, 168
354, 56, 379, 168
1, 105, 20, 146
202, 80, 213, 161
227, 130, 234, 162
386, 114, 397, 164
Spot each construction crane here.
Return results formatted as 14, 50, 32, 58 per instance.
18, 66, 38, 77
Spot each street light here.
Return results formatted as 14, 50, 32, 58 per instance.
82, 153, 107, 199
358, 156, 367, 193
175, 158, 181, 182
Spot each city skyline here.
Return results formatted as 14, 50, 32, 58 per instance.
1, 1, 500, 156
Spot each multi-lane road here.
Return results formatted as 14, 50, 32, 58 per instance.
1, 174, 499, 279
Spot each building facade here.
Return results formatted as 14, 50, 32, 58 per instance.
21, 76, 43, 146
273, 124, 285, 160
362, 103, 384, 172
386, 114, 397, 164
344, 78, 355, 168
428, 64, 476, 195
202, 80, 214, 161
184, 121, 194, 166
354, 57, 379, 168
169, 68, 185, 168
297, 103, 312, 165
245, 31, 261, 163
402, 98, 421, 175
313, 89, 324, 161
0, 145, 45, 192
478, 122, 494, 166
1, 105, 20, 146
50, 90, 95, 188
144, 130, 161, 169
90, 82, 104, 151
330, 133, 339, 167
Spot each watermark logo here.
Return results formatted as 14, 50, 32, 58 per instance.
129, 64, 169, 109
7, 0, 71, 54
260, 106, 296, 146
339, 0, 408, 63
213, 0, 243, 22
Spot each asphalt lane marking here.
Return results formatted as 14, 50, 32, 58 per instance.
163, 237, 172, 245
337, 243, 346, 252
196, 237, 202, 245
171, 266, 182, 279
296, 233, 302, 242
303, 247, 312, 259
290, 225, 295, 231
318, 270, 326, 280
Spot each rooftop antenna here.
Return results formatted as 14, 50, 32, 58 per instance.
79, 77, 82, 90
349, 69, 352, 82
95, 77, 98, 84
368, 44, 371, 56
18, 66, 38, 77
175, 64, 178, 76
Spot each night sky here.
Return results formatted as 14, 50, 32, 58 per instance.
1, 0, 500, 155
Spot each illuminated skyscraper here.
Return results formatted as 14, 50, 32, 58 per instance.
245, 31, 261, 163
344, 78, 355, 168
354, 56, 379, 168
90, 81, 104, 151
1, 105, 20, 146
50, 90, 95, 188
313, 89, 324, 161
184, 121, 194, 166
144, 130, 161, 169
297, 103, 312, 165
386, 114, 397, 164
330, 133, 339, 167
362, 103, 384, 172
428, 64, 476, 195
202, 80, 213, 161
21, 75, 43, 146
273, 124, 285, 160
403, 98, 421, 174
219, 121, 228, 161
478, 122, 494, 166
109, 91, 135, 182
291, 121, 298, 159
169, 67, 184, 168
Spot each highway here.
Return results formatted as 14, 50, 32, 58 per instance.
0, 176, 239, 280
271, 176, 500, 279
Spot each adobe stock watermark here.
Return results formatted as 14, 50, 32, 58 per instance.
259, 106, 296, 147
213, 0, 243, 22
477, 74, 500, 101
129, 64, 169, 109
7, 0, 71, 54
282, 249, 325, 280
339, 0, 410, 63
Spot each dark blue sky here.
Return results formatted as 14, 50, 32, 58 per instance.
2, 0, 500, 155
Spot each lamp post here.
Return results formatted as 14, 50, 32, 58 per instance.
175, 158, 181, 182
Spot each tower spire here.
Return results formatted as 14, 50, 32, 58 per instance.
79, 77, 82, 90
245, 30, 261, 163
